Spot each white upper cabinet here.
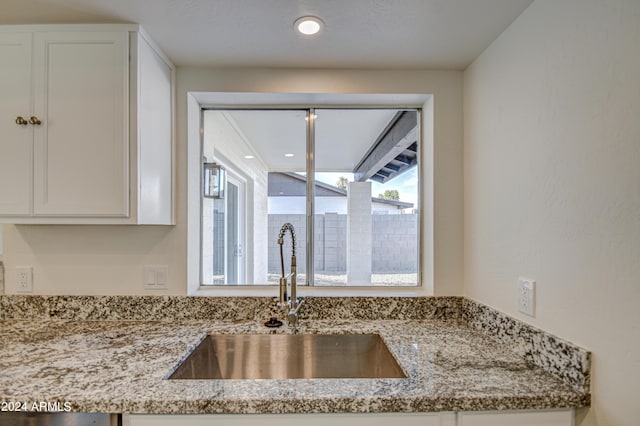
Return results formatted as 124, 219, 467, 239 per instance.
0, 33, 32, 216
0, 25, 174, 224
132, 30, 174, 225
32, 31, 129, 217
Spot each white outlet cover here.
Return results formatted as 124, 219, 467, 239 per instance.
16, 266, 33, 293
518, 277, 535, 317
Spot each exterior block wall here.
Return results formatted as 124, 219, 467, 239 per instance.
268, 213, 418, 275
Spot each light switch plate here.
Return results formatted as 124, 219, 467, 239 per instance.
518, 277, 535, 317
144, 265, 169, 290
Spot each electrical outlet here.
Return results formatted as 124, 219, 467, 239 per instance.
16, 267, 33, 293
518, 277, 535, 317
144, 265, 169, 290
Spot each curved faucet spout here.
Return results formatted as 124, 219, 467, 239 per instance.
277, 223, 296, 279
277, 223, 302, 326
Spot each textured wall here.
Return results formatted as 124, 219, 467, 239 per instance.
346, 182, 372, 284
269, 214, 418, 275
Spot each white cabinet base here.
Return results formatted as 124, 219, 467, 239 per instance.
124, 409, 573, 426
458, 409, 574, 426
125, 413, 456, 426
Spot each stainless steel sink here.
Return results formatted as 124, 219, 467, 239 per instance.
168, 333, 406, 379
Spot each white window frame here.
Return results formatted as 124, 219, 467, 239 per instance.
187, 92, 433, 297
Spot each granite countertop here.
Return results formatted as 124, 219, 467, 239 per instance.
0, 299, 590, 415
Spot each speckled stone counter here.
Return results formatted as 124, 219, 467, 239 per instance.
0, 296, 590, 414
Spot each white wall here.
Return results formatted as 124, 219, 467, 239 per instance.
269, 196, 346, 215
3, 68, 463, 296
3, 224, 181, 295
268, 197, 402, 215
464, 1, 640, 425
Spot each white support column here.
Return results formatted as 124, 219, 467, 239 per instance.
347, 182, 372, 285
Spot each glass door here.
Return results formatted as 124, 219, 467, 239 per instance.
225, 173, 246, 284
202, 159, 247, 285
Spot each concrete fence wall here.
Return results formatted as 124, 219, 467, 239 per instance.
268, 213, 418, 274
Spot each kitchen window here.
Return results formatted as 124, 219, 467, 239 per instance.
186, 92, 432, 296
199, 106, 420, 289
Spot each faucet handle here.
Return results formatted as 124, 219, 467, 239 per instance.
287, 298, 304, 327
291, 297, 304, 312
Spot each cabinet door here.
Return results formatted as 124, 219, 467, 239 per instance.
0, 33, 32, 215
32, 31, 129, 216
458, 409, 574, 426
125, 413, 456, 426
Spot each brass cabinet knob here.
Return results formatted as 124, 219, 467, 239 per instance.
29, 116, 42, 125
15, 116, 28, 125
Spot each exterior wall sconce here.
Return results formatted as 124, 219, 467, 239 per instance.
203, 162, 225, 199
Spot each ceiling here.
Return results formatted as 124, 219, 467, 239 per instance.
0, 0, 533, 69
209, 109, 400, 172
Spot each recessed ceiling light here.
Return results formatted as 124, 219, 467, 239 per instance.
284, 153, 295, 157
244, 155, 255, 159
294, 16, 323, 36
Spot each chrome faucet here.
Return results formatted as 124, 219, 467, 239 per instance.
277, 223, 303, 327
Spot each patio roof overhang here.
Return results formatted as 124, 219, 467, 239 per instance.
353, 111, 418, 184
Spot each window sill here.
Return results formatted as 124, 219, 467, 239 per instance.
190, 285, 431, 298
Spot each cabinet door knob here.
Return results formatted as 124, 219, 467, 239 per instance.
29, 116, 42, 125
15, 116, 28, 125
